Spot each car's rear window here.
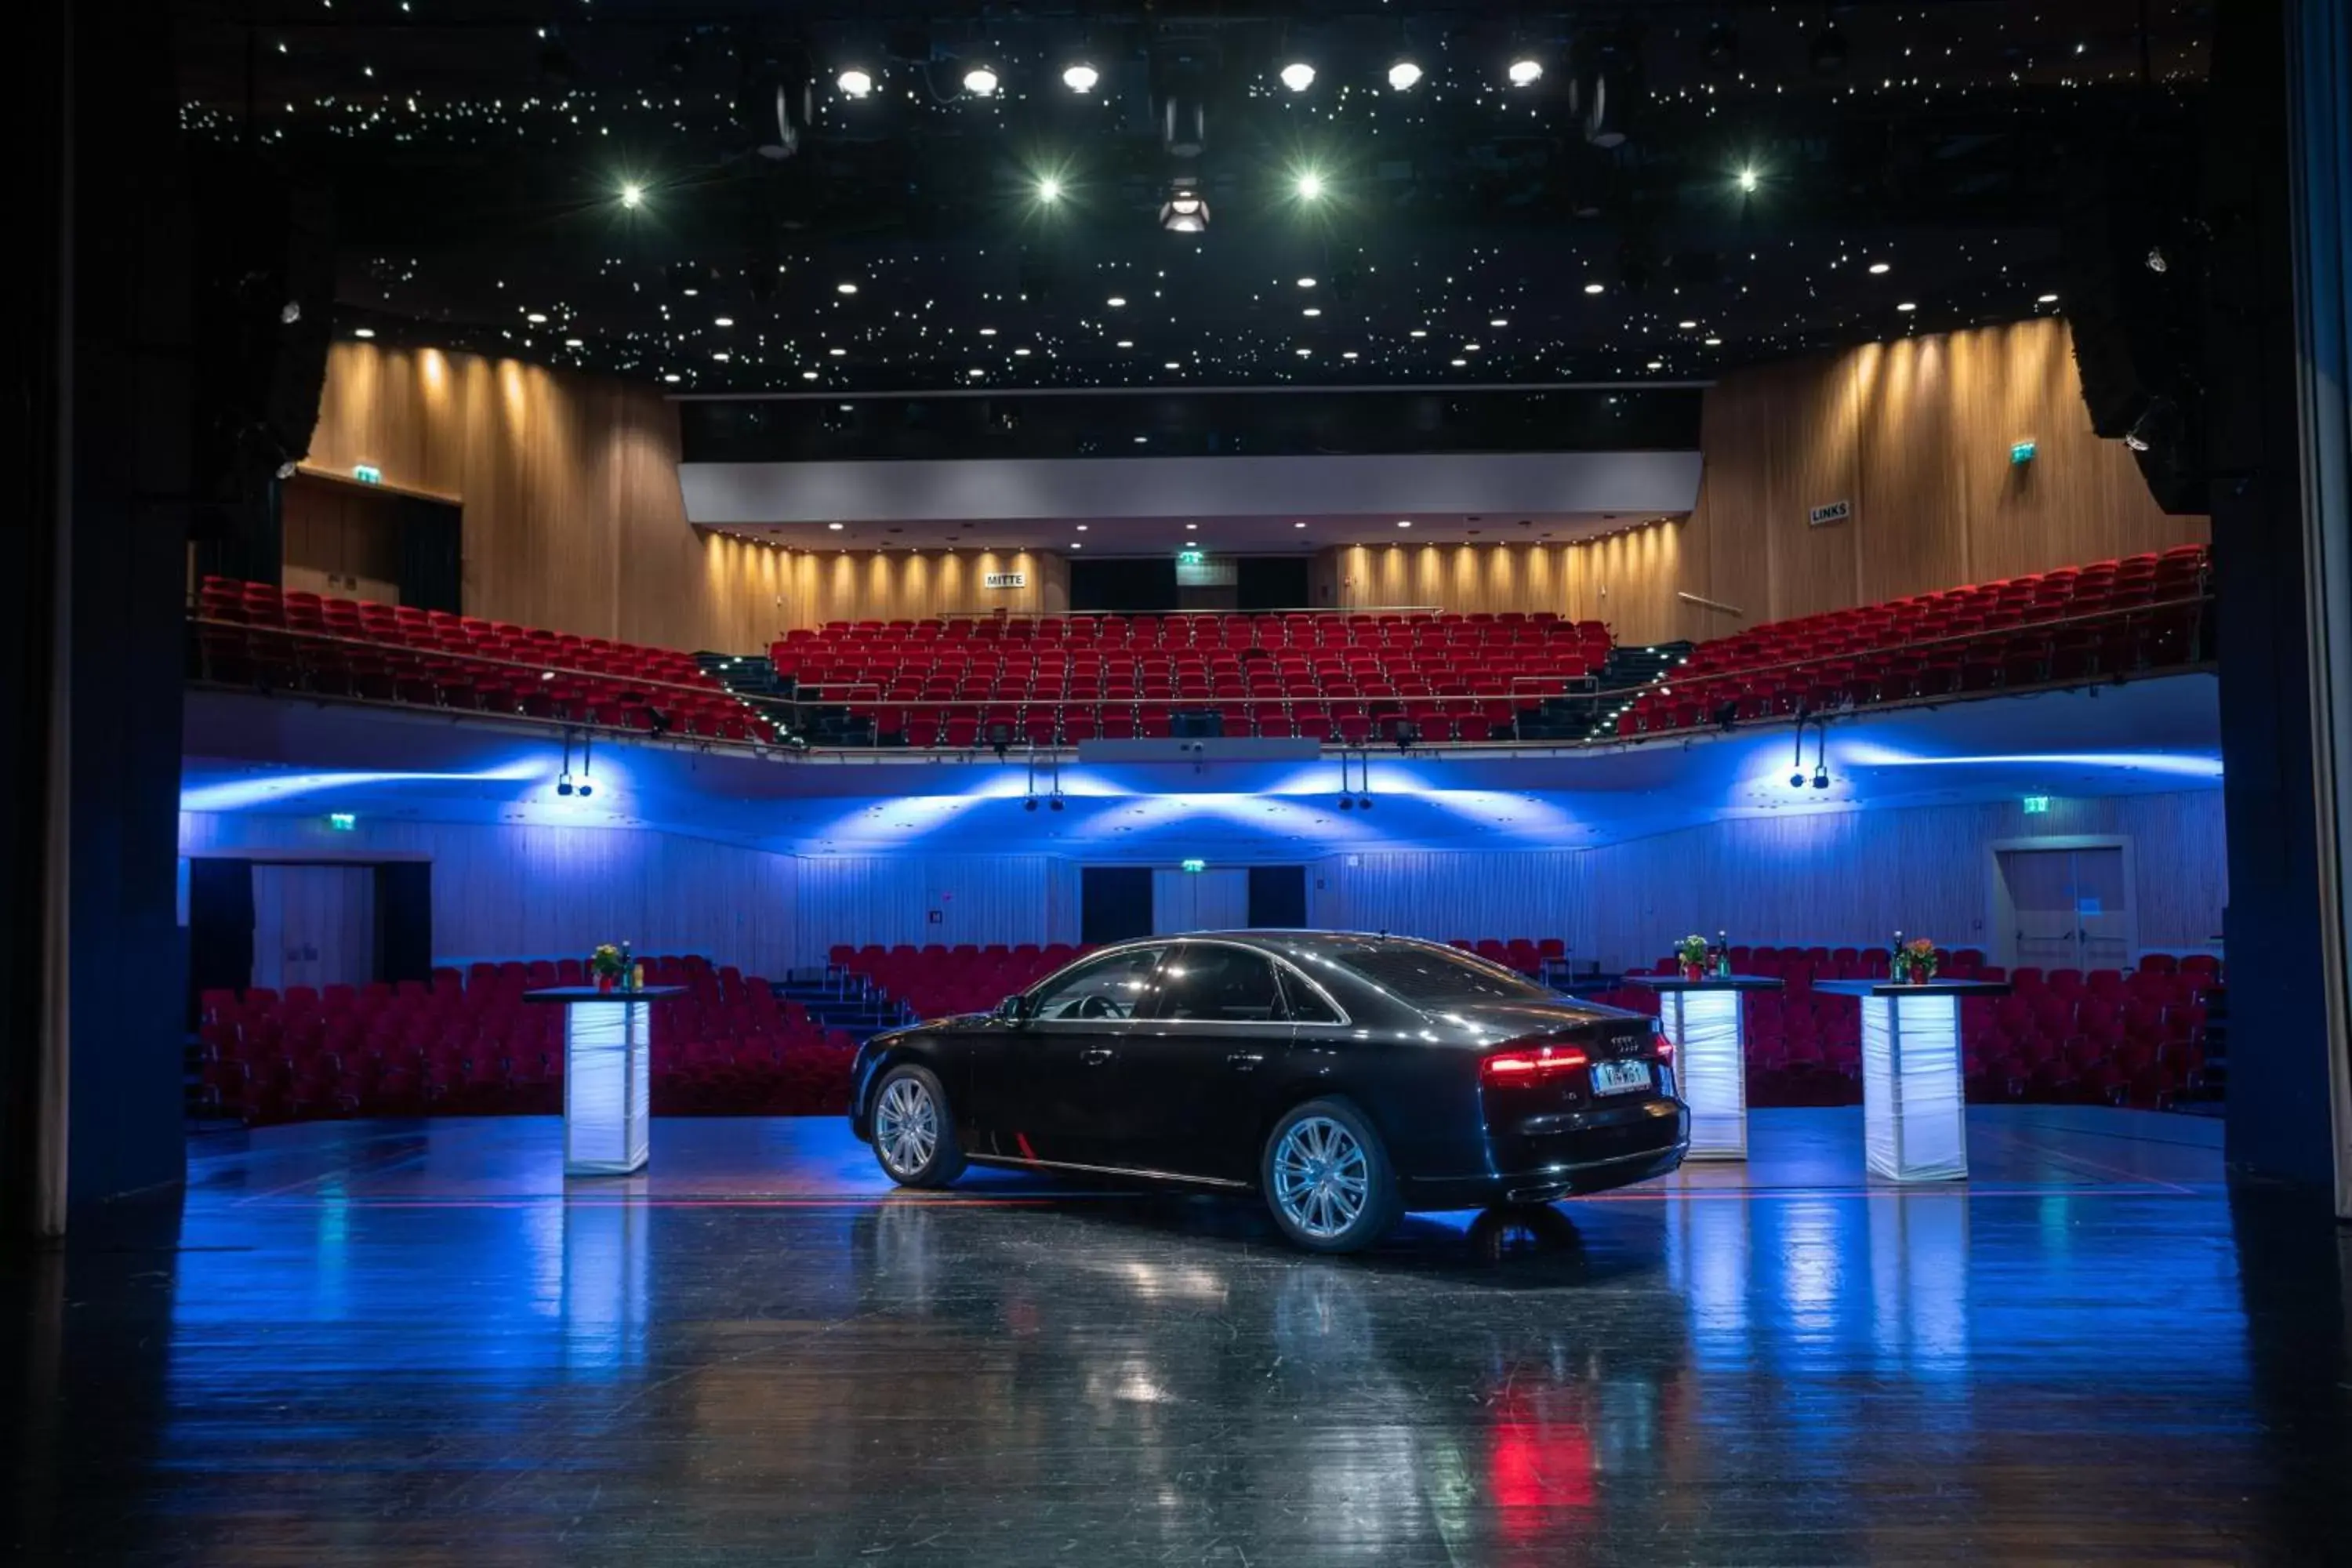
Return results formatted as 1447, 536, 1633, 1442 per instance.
1323, 944, 1552, 1003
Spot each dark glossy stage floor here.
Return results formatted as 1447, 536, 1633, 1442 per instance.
5, 1110, 2348, 1567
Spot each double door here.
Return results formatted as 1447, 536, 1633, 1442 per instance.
2000, 845, 2131, 970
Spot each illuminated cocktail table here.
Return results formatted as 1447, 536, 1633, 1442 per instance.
1622, 975, 1784, 1160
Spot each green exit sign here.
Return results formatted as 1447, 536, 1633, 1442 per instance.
1178, 548, 1204, 566
1180, 858, 1207, 873
2009, 439, 2038, 466
2022, 795, 2051, 815
327, 811, 358, 831
352, 463, 383, 485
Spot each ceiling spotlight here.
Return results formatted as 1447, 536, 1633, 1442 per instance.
1302, 307, 1322, 318
1062, 63, 1100, 93
1396, 519, 1413, 528
1812, 763, 1831, 790
2038, 292, 2060, 303
1295, 171, 1326, 201
1678, 319, 1699, 329
837, 282, 858, 295
1704, 336, 1722, 346
1357, 797, 1373, 811
827, 521, 845, 531
1388, 60, 1423, 91
1025, 797, 1039, 812
353, 328, 376, 339
1737, 166, 1759, 193
1160, 177, 1209, 233
619, 183, 644, 209
576, 779, 593, 800
1790, 770, 1806, 789
1896, 301, 1918, 312
963, 67, 1000, 97
713, 316, 734, 327
1279, 62, 1316, 93
1490, 318, 1508, 328
1583, 281, 1605, 295
1868, 262, 1891, 274
1036, 176, 1063, 203
1294, 521, 1308, 528
1409, 328, 1428, 338
1508, 57, 1544, 87
1076, 524, 1087, 531
1050, 796, 1065, 811
837, 68, 874, 98
1107, 296, 1127, 307
1298, 277, 1317, 289
1116, 339, 1134, 348
2146, 247, 2170, 274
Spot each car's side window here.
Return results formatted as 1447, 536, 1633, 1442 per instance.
1149, 945, 1287, 1023
1276, 966, 1342, 1024
1028, 946, 1167, 1022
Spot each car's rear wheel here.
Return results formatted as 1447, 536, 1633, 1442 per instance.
870, 1065, 965, 1189
1261, 1097, 1399, 1254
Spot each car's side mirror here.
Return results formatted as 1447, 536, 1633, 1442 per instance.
994, 994, 1029, 1024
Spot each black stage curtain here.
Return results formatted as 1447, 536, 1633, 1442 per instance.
185, 858, 254, 1021
1081, 866, 1153, 946
374, 862, 432, 985
1247, 866, 1308, 929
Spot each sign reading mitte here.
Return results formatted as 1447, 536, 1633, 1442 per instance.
984, 571, 1027, 589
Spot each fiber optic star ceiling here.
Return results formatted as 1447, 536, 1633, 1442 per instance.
172, 1, 2210, 396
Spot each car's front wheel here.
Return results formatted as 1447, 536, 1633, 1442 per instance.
869, 1065, 965, 1189
1261, 1097, 1399, 1254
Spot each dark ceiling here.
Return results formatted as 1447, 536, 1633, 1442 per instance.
173, 1, 2211, 396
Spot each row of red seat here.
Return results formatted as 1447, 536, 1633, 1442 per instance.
829, 942, 1085, 1021
194, 955, 855, 1124
783, 609, 1608, 650
193, 577, 778, 742
1615, 547, 2210, 735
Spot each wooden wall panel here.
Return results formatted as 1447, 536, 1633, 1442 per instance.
779, 548, 1069, 627
304, 343, 791, 653
180, 812, 801, 975
1853, 335, 1969, 601
1314, 319, 2205, 638
1758, 355, 1864, 619
1299, 789, 2225, 972
791, 854, 1080, 965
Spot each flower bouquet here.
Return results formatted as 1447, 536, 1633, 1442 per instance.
590, 942, 629, 992
1675, 933, 1711, 982
1891, 936, 1940, 985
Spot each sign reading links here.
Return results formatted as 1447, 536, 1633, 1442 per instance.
984, 572, 1026, 590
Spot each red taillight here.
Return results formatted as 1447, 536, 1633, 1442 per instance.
1481, 1043, 1590, 1085
1653, 1029, 1675, 1064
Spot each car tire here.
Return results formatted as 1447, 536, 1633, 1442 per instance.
1260, 1097, 1399, 1254
869, 1064, 965, 1189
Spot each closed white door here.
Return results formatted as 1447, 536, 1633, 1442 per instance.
1998, 847, 2130, 970
1151, 868, 1250, 935
250, 865, 377, 989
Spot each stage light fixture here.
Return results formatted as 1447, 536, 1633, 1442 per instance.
1790, 770, 1806, 789
1338, 796, 1354, 811
1358, 796, 1374, 811
353, 328, 376, 339
1295, 170, 1326, 201
1388, 60, 1422, 91
1279, 61, 1316, 92
1062, 62, 1100, 93
577, 779, 593, 799
1025, 797, 1039, 811
557, 774, 574, 797
963, 67, 1000, 97
1508, 57, 1544, 86
1868, 262, 1890, 274
2145, 246, 2170, 274
619, 182, 645, 209
1049, 796, 1065, 811
1812, 763, 1831, 790
1737, 166, 1759, 193
1160, 178, 1210, 233
1036, 176, 1063, 204
837, 68, 874, 98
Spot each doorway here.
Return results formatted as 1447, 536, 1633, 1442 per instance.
1994, 841, 2135, 970
278, 471, 463, 612
250, 864, 378, 989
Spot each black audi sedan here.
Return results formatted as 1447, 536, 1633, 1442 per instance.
848, 931, 1690, 1252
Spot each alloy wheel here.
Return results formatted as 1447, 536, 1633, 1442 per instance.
875, 1076, 938, 1178
1272, 1115, 1370, 1240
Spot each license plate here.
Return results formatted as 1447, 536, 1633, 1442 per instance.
1591, 1059, 1650, 1096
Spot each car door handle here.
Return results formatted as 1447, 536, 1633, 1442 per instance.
1225, 1051, 1264, 1072
1080, 1047, 1115, 1066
